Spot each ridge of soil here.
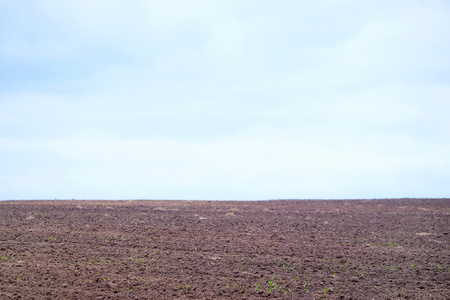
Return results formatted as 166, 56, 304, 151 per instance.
0, 199, 449, 299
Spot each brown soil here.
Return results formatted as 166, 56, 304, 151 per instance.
0, 199, 449, 299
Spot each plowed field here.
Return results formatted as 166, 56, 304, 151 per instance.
0, 199, 449, 299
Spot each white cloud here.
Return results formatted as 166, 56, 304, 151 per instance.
1, 117, 448, 199
1, 0, 449, 199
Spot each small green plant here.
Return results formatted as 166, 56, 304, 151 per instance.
380, 263, 396, 270
135, 258, 144, 264
185, 283, 188, 292
255, 283, 260, 291
49, 236, 56, 241
17, 274, 22, 282
1, 256, 5, 260
303, 282, 309, 293
268, 280, 278, 290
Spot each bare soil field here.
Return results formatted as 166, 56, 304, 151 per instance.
0, 199, 449, 299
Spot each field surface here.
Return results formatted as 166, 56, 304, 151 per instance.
0, 199, 449, 299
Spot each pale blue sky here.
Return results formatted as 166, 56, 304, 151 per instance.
1, 0, 449, 200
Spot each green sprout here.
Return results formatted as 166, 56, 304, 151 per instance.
135, 258, 143, 264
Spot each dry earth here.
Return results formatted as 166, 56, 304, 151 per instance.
0, 199, 449, 299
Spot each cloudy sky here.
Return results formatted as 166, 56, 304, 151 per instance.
1, 0, 449, 200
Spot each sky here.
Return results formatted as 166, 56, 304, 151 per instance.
1, 0, 449, 200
